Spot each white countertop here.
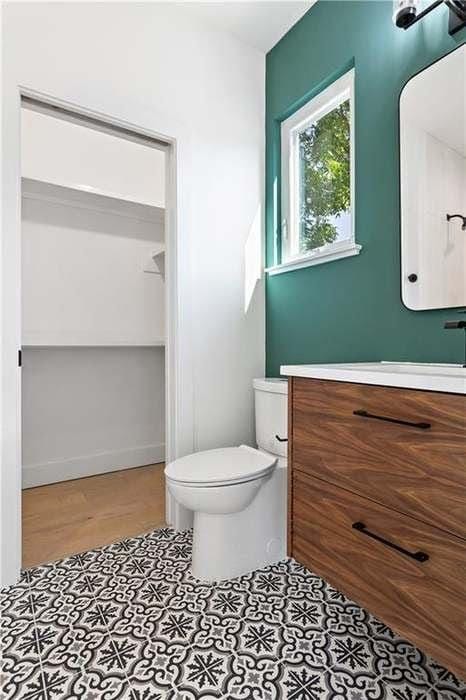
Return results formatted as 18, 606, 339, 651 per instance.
280, 362, 466, 394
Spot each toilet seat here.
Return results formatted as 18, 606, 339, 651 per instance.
165, 444, 276, 488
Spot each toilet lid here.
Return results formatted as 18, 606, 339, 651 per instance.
165, 445, 276, 487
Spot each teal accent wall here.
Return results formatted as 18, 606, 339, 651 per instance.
266, 1, 465, 375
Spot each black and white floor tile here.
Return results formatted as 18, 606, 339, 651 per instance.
1, 527, 465, 699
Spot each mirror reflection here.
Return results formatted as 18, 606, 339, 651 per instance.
400, 44, 465, 311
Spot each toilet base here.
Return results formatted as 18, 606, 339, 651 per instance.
190, 466, 286, 581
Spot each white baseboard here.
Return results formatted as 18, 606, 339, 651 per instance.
22, 443, 165, 488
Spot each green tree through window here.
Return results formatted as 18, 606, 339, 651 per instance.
298, 100, 350, 251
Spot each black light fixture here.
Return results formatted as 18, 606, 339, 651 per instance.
393, 0, 466, 35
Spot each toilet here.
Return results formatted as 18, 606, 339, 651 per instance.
165, 378, 288, 581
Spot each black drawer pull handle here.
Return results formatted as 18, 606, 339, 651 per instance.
275, 434, 288, 442
353, 409, 431, 430
352, 521, 429, 563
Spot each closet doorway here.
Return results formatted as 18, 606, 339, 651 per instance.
20, 99, 170, 568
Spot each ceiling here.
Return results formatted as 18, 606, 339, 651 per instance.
402, 45, 465, 157
180, 1, 315, 52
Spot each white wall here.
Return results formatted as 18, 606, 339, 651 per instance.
22, 179, 165, 346
22, 347, 165, 488
22, 108, 166, 208
1, 3, 265, 584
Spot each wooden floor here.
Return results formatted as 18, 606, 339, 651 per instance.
22, 463, 166, 569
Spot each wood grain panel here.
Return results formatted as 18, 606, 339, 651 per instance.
291, 471, 466, 679
292, 378, 466, 538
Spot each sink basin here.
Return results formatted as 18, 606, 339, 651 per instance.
336, 362, 465, 377
281, 362, 466, 394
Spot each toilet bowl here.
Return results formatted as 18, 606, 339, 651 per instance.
165, 378, 288, 581
166, 446, 275, 513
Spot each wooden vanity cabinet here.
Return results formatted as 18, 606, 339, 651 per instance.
287, 377, 466, 678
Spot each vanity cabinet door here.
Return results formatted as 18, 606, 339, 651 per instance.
291, 378, 466, 538
291, 470, 466, 679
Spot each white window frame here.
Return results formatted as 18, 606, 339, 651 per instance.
267, 69, 360, 276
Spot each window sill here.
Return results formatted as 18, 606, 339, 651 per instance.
265, 242, 362, 276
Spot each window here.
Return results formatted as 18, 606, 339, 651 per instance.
271, 69, 360, 275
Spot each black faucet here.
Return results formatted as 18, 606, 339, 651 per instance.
444, 314, 466, 367
446, 214, 466, 231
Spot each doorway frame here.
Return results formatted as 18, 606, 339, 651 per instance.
1, 86, 194, 587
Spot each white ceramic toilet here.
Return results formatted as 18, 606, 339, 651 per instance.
165, 378, 288, 581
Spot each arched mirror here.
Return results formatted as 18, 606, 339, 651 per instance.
400, 44, 465, 311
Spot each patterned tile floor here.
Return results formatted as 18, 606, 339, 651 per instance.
1, 527, 465, 700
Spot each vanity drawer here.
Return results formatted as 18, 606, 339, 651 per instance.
291, 470, 466, 678
291, 377, 466, 538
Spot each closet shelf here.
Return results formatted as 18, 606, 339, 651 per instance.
21, 177, 165, 224
22, 341, 165, 348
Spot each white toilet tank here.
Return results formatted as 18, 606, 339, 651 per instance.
253, 378, 288, 458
